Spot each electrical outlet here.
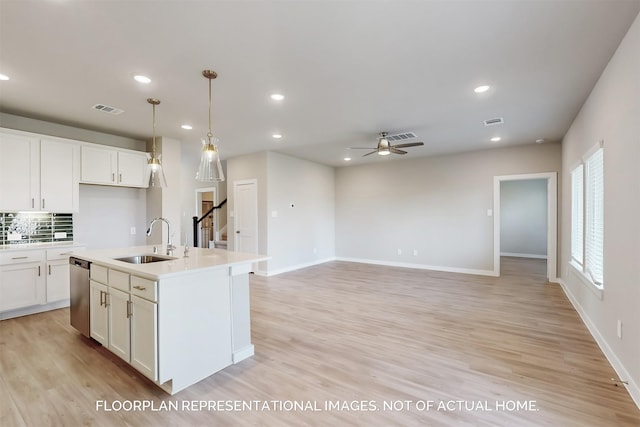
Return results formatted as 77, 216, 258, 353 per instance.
617, 320, 623, 339
397, 248, 402, 256
130, 227, 136, 235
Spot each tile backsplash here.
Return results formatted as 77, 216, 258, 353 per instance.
0, 212, 73, 245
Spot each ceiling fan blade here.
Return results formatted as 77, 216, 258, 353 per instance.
350, 147, 376, 150
362, 150, 378, 157
390, 148, 407, 155
392, 142, 424, 148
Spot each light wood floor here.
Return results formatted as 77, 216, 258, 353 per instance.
1, 257, 638, 426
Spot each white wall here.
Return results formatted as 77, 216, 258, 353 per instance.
266, 152, 335, 274
500, 179, 547, 257
75, 185, 147, 249
335, 143, 561, 274
560, 12, 640, 406
145, 137, 182, 248
226, 151, 268, 263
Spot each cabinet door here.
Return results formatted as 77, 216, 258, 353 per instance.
117, 151, 148, 188
81, 145, 117, 185
40, 139, 79, 212
0, 132, 39, 211
46, 260, 71, 303
90, 280, 109, 346
108, 287, 131, 362
0, 262, 45, 311
130, 295, 158, 381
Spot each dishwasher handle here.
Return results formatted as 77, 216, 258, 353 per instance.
69, 257, 90, 269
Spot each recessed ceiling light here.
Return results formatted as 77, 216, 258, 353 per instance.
134, 75, 151, 84
272, 134, 283, 139
344, 157, 351, 162
270, 94, 285, 101
181, 124, 193, 130
474, 85, 490, 93
536, 138, 545, 144
0, 74, 9, 81
490, 137, 501, 142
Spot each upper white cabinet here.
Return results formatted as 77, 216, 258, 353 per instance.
41, 138, 80, 212
81, 144, 148, 188
0, 129, 80, 212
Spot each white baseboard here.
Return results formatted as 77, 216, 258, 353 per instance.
232, 345, 255, 363
0, 299, 70, 321
259, 257, 335, 277
500, 252, 548, 259
335, 257, 496, 277
558, 279, 640, 409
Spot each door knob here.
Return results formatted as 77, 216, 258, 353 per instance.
236, 230, 240, 234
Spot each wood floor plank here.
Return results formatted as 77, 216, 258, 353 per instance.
0, 257, 637, 426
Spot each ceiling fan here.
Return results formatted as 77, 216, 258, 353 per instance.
350, 132, 424, 157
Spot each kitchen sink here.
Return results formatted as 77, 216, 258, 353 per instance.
114, 255, 177, 264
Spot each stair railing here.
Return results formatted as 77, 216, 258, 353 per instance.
192, 198, 227, 248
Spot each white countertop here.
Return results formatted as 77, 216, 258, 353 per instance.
71, 245, 269, 280
0, 241, 84, 252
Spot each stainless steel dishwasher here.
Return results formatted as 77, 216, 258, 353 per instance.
69, 257, 91, 337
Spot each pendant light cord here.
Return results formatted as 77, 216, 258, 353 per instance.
207, 76, 213, 140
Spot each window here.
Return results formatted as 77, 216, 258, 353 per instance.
570, 145, 604, 288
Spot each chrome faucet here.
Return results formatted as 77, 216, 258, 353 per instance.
146, 217, 175, 256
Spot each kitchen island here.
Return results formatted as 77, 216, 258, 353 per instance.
71, 245, 268, 395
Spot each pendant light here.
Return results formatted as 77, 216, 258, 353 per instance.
196, 69, 225, 182
145, 98, 167, 187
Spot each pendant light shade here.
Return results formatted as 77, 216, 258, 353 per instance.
145, 98, 167, 187
196, 69, 225, 182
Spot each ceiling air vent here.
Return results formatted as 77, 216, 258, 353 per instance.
386, 132, 417, 142
92, 104, 124, 115
483, 117, 504, 126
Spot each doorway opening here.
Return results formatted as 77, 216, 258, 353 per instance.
195, 187, 216, 248
493, 172, 557, 282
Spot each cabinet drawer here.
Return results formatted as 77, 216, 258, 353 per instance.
109, 269, 130, 292
90, 264, 108, 284
131, 276, 157, 302
0, 250, 46, 265
46, 246, 84, 261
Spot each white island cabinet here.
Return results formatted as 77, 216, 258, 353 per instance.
75, 245, 267, 395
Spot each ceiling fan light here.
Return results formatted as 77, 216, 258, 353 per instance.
377, 150, 391, 156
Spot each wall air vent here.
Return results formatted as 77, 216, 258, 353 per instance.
92, 104, 124, 115
483, 117, 504, 126
386, 132, 417, 142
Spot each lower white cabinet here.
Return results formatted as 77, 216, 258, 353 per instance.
0, 260, 45, 312
130, 295, 158, 380
108, 287, 131, 362
90, 280, 109, 346
0, 246, 84, 319
89, 265, 158, 381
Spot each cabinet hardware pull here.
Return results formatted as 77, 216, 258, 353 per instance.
99, 290, 104, 306
42, 198, 45, 209
60, 252, 72, 255
119, 173, 122, 183
48, 265, 51, 275
126, 300, 133, 318
38, 266, 41, 276
133, 285, 146, 291
31, 198, 35, 208
105, 292, 109, 307
112, 173, 115, 182
11, 256, 28, 260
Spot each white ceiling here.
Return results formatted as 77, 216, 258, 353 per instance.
1, 0, 638, 167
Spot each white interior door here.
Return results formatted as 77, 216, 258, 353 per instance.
233, 180, 258, 254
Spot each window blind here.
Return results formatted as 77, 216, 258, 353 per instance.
571, 165, 584, 265
585, 148, 604, 285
